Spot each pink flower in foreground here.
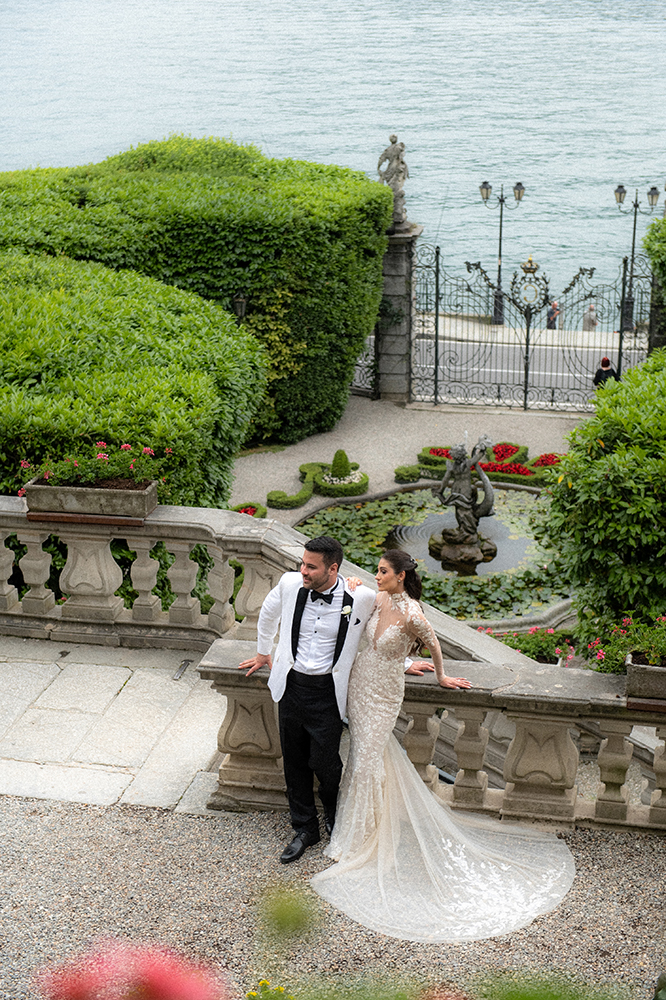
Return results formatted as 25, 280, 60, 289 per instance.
94, 441, 107, 449
120, 443, 132, 451
528, 626, 540, 634
546, 628, 555, 634
73, 460, 78, 467
555, 647, 561, 655
142, 447, 155, 456
44, 470, 51, 480
596, 649, 605, 660
96, 453, 109, 461
20, 459, 31, 469
165, 447, 173, 455
17, 488, 26, 497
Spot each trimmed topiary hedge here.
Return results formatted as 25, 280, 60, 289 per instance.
402, 442, 560, 487
0, 250, 266, 505
0, 135, 393, 444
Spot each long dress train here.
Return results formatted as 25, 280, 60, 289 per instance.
310, 592, 575, 943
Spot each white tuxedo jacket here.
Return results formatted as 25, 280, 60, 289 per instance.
258, 572, 377, 718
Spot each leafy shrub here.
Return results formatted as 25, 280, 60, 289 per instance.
487, 625, 575, 664
0, 134, 393, 444
394, 465, 422, 483
536, 349, 666, 618
266, 462, 327, 509
0, 251, 266, 505
312, 467, 369, 498
231, 502, 267, 518
330, 449, 351, 478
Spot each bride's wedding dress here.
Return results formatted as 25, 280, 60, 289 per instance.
310, 591, 575, 942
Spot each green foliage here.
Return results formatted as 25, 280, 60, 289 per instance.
231, 501, 267, 518
266, 462, 327, 509
312, 466, 369, 498
536, 349, 666, 618
330, 449, 351, 478
394, 465, 422, 484
475, 970, 629, 1000
574, 609, 666, 673
258, 885, 318, 940
0, 135, 393, 444
22, 441, 170, 492
298, 491, 570, 620
645, 215, 666, 291
0, 250, 266, 505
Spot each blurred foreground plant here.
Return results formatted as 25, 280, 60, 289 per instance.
36, 940, 227, 1000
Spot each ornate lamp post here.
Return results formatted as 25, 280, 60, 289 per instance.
479, 180, 526, 325
614, 184, 660, 335
232, 293, 247, 327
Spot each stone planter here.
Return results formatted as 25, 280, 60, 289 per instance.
625, 652, 666, 700
24, 477, 159, 519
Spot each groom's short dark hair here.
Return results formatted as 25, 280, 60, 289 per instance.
304, 536, 343, 571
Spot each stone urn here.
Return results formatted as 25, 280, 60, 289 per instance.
23, 477, 159, 519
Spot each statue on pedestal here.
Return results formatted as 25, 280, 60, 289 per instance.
378, 134, 409, 225
430, 435, 497, 572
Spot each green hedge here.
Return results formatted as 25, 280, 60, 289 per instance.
0, 135, 393, 443
537, 349, 666, 617
0, 250, 266, 504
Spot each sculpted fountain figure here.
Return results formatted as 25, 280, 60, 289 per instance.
430, 435, 497, 571
377, 134, 409, 225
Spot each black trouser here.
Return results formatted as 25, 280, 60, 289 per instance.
278, 670, 343, 836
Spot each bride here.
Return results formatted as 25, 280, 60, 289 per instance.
310, 549, 575, 943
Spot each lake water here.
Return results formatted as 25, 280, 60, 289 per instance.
2, 0, 665, 289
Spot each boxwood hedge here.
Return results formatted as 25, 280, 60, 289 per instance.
0, 250, 266, 505
0, 135, 393, 443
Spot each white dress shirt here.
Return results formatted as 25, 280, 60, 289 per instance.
293, 581, 343, 675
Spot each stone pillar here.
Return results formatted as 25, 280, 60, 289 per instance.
649, 725, 666, 827
234, 559, 283, 640
377, 222, 423, 402
401, 698, 442, 792
206, 544, 236, 635
452, 706, 489, 807
501, 713, 579, 822
0, 532, 19, 612
59, 533, 123, 622
595, 719, 634, 822
127, 537, 162, 623
166, 542, 201, 627
17, 531, 55, 615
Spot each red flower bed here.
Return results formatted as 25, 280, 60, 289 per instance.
480, 462, 535, 476
532, 453, 562, 467
237, 506, 257, 515
492, 443, 518, 461
429, 447, 451, 458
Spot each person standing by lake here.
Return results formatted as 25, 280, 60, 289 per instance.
547, 300, 561, 329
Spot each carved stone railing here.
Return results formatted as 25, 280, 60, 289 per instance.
199, 637, 666, 832
0, 497, 307, 651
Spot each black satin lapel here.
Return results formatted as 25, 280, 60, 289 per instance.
332, 591, 354, 667
291, 587, 309, 659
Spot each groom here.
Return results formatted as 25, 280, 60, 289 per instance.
239, 536, 378, 863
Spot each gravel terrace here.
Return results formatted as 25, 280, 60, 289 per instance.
1, 796, 663, 1000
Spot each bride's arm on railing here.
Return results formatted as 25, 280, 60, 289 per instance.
407, 603, 472, 689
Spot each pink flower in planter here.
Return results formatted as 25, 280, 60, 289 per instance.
94, 441, 107, 448
44, 471, 51, 480
546, 628, 555, 634
528, 626, 541, 634
165, 447, 173, 455
20, 459, 31, 469
120, 443, 132, 451
596, 649, 605, 660
73, 461, 78, 467
142, 447, 155, 456
96, 453, 109, 461
17, 488, 26, 497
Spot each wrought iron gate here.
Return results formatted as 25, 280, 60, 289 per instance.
411, 245, 653, 409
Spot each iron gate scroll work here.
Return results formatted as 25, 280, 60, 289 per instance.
411, 244, 652, 410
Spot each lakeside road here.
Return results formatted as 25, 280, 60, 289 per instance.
229, 396, 585, 526
0, 795, 662, 1000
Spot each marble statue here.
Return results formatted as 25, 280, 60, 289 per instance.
378, 134, 409, 224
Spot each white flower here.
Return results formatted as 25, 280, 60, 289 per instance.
342, 605, 352, 616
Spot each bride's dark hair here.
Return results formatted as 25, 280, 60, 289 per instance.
381, 549, 422, 600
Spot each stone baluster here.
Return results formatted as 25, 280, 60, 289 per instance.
58, 531, 123, 622
17, 531, 55, 615
208, 681, 287, 812
0, 532, 19, 612
502, 713, 579, 822
166, 542, 201, 626
234, 559, 283, 640
595, 719, 634, 822
126, 537, 161, 623
206, 544, 235, 635
401, 698, 442, 792
452, 706, 489, 807
649, 725, 666, 828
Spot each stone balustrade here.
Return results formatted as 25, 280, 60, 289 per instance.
1, 496, 665, 833
199, 637, 666, 833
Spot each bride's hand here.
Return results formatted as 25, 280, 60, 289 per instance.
438, 675, 472, 689
345, 576, 363, 591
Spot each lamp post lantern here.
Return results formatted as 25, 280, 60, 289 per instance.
614, 184, 660, 336
479, 181, 527, 324
232, 293, 247, 326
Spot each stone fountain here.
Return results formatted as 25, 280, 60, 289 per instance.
429, 435, 498, 573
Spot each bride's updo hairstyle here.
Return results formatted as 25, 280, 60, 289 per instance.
381, 549, 422, 601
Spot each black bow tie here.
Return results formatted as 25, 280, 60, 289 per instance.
310, 589, 334, 604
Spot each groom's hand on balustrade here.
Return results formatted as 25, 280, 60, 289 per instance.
239, 653, 272, 677
405, 660, 435, 675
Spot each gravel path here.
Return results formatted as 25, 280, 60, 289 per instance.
1, 796, 663, 1000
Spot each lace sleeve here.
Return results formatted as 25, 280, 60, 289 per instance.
404, 600, 445, 678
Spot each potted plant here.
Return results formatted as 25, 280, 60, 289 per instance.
18, 442, 172, 519
488, 625, 575, 666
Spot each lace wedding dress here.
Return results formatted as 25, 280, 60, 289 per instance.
310, 592, 575, 942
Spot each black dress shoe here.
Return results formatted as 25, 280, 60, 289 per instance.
324, 815, 335, 836
280, 830, 320, 864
